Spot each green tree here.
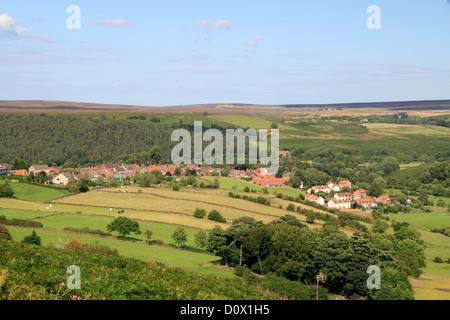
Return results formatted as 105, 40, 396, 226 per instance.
369, 177, 386, 197
227, 217, 263, 266
194, 230, 208, 249
372, 220, 389, 234
174, 167, 181, 175
149, 146, 164, 164
208, 210, 226, 223
67, 179, 89, 193
207, 226, 232, 267
107, 217, 141, 238
22, 230, 41, 245
367, 267, 414, 300
194, 208, 206, 219
171, 227, 187, 248
0, 180, 14, 198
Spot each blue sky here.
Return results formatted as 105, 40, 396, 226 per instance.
1, 0, 450, 106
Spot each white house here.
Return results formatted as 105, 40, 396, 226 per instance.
52, 173, 75, 186
326, 181, 341, 192
305, 194, 325, 205
327, 199, 351, 210
307, 185, 331, 194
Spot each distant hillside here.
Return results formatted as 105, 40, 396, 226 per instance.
283, 100, 450, 110
1, 99, 449, 115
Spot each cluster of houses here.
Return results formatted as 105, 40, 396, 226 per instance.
305, 180, 392, 211
229, 168, 294, 187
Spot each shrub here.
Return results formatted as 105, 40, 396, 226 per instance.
208, 210, 226, 223
65, 238, 84, 250
172, 185, 180, 191
0, 225, 12, 241
433, 257, 443, 263
286, 203, 296, 212
306, 212, 315, 224
194, 208, 207, 219
63, 227, 110, 237
22, 230, 41, 246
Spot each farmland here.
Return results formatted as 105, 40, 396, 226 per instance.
0, 101, 449, 300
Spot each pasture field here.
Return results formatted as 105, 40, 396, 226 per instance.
0, 197, 221, 230
364, 123, 450, 136
389, 212, 450, 230
9, 182, 69, 201
389, 212, 450, 300
6, 227, 232, 277
202, 176, 305, 198
32, 212, 201, 247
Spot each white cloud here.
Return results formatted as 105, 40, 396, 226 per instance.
195, 20, 232, 33
245, 35, 263, 52
0, 13, 56, 43
92, 18, 133, 27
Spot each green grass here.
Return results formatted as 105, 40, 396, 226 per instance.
203, 176, 304, 198
6, 227, 233, 277
389, 212, 450, 300
389, 212, 450, 230
11, 182, 69, 201
0, 208, 55, 220
31, 212, 202, 247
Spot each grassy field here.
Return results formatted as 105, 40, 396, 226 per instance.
365, 123, 450, 136
389, 212, 450, 230
389, 212, 450, 300
6, 227, 233, 277
10, 182, 69, 201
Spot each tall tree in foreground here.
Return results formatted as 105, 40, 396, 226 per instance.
171, 227, 187, 248
107, 217, 141, 238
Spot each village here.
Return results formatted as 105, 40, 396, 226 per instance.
0, 161, 395, 213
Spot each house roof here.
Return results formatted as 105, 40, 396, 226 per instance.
329, 199, 351, 204
378, 195, 390, 199
306, 194, 323, 201
357, 198, 375, 203
355, 189, 367, 193
31, 165, 49, 170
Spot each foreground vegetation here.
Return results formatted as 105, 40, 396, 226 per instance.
0, 239, 277, 300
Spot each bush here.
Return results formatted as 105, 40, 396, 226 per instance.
286, 203, 296, 212
172, 185, 180, 191
208, 210, 226, 223
0, 225, 12, 240
194, 208, 207, 219
65, 238, 84, 250
433, 257, 443, 263
22, 230, 41, 246
63, 226, 111, 237
234, 264, 250, 277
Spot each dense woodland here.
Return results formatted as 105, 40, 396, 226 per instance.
0, 114, 173, 166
